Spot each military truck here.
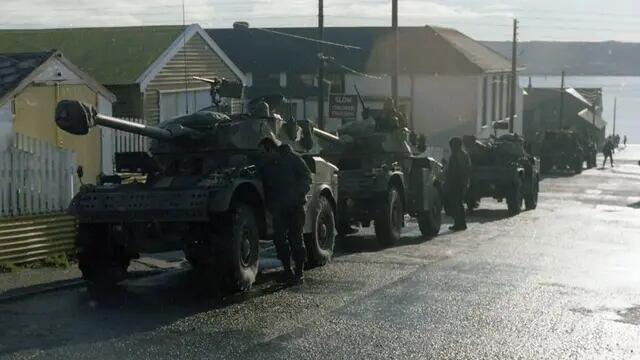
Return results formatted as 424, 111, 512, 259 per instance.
313, 114, 443, 247
463, 132, 540, 216
54, 78, 338, 293
538, 130, 585, 174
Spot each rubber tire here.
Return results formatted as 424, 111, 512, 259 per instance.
218, 203, 260, 293
374, 187, 403, 247
76, 224, 130, 287
507, 180, 523, 216
573, 159, 583, 174
417, 189, 442, 237
305, 195, 336, 267
525, 178, 539, 210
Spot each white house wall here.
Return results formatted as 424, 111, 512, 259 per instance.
0, 101, 12, 152
97, 94, 114, 175
33, 58, 82, 83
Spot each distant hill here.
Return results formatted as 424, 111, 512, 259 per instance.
483, 41, 640, 76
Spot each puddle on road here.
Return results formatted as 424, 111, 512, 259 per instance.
570, 305, 640, 326
617, 305, 640, 325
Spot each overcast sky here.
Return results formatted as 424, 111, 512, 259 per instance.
1, 0, 640, 42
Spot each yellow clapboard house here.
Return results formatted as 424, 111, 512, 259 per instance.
0, 51, 116, 182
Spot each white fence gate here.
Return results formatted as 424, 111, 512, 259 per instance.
0, 133, 77, 218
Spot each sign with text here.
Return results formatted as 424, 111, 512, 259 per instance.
329, 94, 358, 119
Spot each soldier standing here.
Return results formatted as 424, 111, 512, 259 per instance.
258, 138, 312, 285
602, 138, 615, 168
445, 137, 472, 231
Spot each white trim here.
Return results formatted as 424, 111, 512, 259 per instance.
0, 51, 116, 105
137, 24, 247, 91
158, 86, 209, 94
137, 24, 199, 91
195, 25, 247, 85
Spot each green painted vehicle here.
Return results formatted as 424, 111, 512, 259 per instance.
54, 79, 338, 293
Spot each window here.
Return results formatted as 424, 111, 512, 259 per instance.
299, 74, 315, 87
160, 89, 212, 121
482, 76, 488, 126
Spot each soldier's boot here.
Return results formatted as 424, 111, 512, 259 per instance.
291, 262, 304, 285
278, 259, 295, 283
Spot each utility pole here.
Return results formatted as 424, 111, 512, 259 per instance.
509, 18, 518, 132
613, 97, 617, 136
391, 0, 399, 104
318, 0, 325, 129
558, 70, 565, 129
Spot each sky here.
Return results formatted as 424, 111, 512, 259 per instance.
1, 0, 640, 42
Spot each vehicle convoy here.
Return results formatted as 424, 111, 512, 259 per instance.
462, 132, 540, 216
313, 92, 444, 246
538, 130, 586, 174
54, 78, 338, 292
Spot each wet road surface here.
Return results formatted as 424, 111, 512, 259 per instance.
1, 147, 640, 359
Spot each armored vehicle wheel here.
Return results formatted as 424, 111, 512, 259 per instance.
525, 178, 539, 210
76, 224, 130, 287
375, 187, 403, 247
507, 180, 523, 216
305, 195, 336, 267
572, 159, 583, 174
218, 203, 260, 292
417, 190, 442, 238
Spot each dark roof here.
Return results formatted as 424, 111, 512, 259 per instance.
0, 51, 54, 99
0, 26, 185, 85
207, 26, 512, 75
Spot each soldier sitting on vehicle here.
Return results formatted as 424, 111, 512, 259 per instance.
258, 137, 312, 285
364, 97, 408, 132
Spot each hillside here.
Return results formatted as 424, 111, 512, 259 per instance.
483, 41, 640, 76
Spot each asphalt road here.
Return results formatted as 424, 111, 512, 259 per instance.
1, 147, 640, 359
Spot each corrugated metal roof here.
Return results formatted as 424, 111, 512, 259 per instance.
208, 26, 513, 76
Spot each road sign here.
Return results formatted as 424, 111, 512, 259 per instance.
329, 94, 357, 119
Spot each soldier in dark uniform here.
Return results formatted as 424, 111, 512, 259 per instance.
258, 138, 312, 284
373, 97, 408, 131
602, 138, 615, 168
445, 137, 472, 231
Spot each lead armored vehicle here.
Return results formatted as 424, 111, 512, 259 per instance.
314, 100, 443, 246
54, 78, 338, 292
463, 131, 540, 216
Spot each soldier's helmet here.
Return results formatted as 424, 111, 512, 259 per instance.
252, 101, 271, 118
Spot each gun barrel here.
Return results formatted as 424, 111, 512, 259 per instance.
94, 114, 172, 141
313, 127, 341, 143
55, 100, 200, 141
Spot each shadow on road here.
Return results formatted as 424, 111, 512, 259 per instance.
0, 264, 296, 355
466, 208, 512, 224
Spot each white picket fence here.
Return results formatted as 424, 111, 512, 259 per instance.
0, 133, 77, 218
111, 117, 150, 154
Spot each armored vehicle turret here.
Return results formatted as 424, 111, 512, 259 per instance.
55, 78, 338, 293
314, 100, 443, 246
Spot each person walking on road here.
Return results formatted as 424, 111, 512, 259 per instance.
445, 137, 472, 231
602, 138, 615, 168
624, 135, 628, 148
258, 137, 312, 285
